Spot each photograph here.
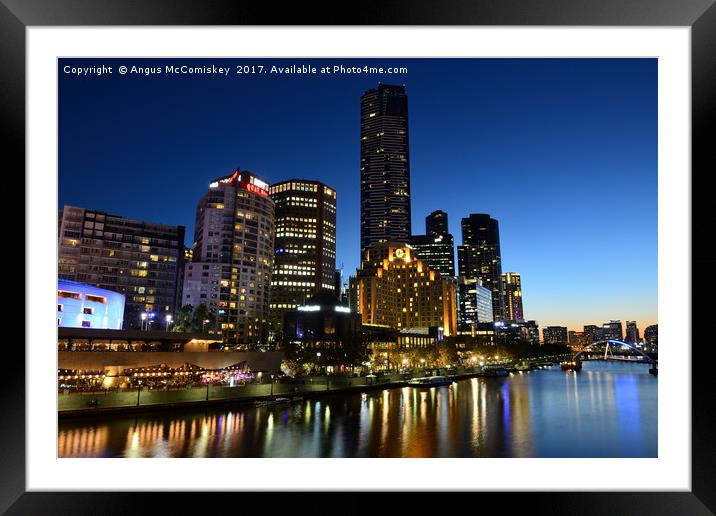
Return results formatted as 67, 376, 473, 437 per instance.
56, 57, 658, 459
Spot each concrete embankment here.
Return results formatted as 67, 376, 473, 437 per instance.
58, 369, 486, 418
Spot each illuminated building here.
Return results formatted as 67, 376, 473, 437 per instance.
360, 84, 411, 255
348, 275, 360, 313
57, 279, 125, 330
268, 179, 337, 341
600, 320, 623, 341
501, 272, 524, 321
58, 205, 185, 329
568, 330, 587, 350
625, 321, 640, 343
457, 214, 505, 321
181, 168, 275, 347
543, 326, 568, 345
644, 324, 658, 351
354, 242, 457, 335
583, 324, 599, 344
282, 292, 364, 369
410, 210, 456, 277
457, 276, 493, 334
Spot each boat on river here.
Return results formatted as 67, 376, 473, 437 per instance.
407, 376, 453, 387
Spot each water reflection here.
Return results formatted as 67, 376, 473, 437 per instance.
58, 361, 657, 458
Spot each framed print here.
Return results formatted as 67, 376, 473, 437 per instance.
3, 0, 715, 513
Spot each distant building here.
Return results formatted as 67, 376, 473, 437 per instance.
334, 270, 342, 299
568, 330, 587, 350
58, 205, 185, 329
501, 272, 524, 322
182, 168, 275, 346
268, 179, 337, 341
457, 276, 493, 334
583, 325, 599, 344
520, 320, 541, 346
354, 242, 457, 336
457, 214, 504, 321
644, 324, 658, 351
543, 326, 569, 346
348, 275, 360, 314
410, 210, 455, 277
625, 321, 640, 343
57, 279, 125, 330
360, 84, 411, 255
601, 320, 624, 341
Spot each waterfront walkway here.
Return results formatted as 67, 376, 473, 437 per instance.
58, 355, 568, 417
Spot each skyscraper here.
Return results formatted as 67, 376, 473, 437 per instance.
360, 84, 411, 255
58, 205, 185, 329
457, 276, 493, 334
502, 272, 524, 321
426, 210, 449, 237
457, 214, 505, 321
625, 321, 640, 343
410, 210, 455, 278
181, 168, 275, 347
268, 179, 337, 340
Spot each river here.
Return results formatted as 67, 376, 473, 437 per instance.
58, 361, 657, 458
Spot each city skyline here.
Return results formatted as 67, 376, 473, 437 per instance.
59, 57, 657, 331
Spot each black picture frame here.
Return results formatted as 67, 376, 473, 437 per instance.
3, 0, 715, 513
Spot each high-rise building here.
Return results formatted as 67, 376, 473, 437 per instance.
457, 276, 493, 334
568, 330, 587, 350
334, 270, 342, 299
426, 210, 449, 237
583, 324, 599, 344
181, 168, 275, 347
58, 205, 185, 329
502, 272, 524, 321
267, 179, 337, 341
644, 324, 658, 351
457, 214, 504, 320
360, 84, 411, 255
410, 210, 455, 277
543, 326, 569, 346
601, 320, 624, 341
348, 275, 360, 314
625, 321, 640, 343
354, 242, 457, 335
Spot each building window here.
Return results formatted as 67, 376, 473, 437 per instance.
86, 294, 107, 304
81, 321, 91, 328
58, 290, 81, 300
83, 307, 94, 315
57, 304, 63, 312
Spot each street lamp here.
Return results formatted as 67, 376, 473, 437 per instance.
165, 314, 173, 331
140, 312, 147, 331
202, 319, 210, 332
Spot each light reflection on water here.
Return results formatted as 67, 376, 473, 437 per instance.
58, 361, 657, 458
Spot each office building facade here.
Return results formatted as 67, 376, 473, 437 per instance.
457, 214, 505, 321
502, 272, 524, 321
58, 205, 185, 329
410, 210, 455, 278
181, 168, 275, 346
457, 276, 493, 334
625, 321, 640, 343
543, 326, 569, 345
267, 179, 337, 341
360, 84, 411, 255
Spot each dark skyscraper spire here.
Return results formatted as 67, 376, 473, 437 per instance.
359, 84, 411, 256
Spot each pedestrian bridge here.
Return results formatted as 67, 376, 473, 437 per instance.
572, 339, 657, 365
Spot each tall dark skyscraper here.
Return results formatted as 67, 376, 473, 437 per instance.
410, 210, 455, 278
360, 84, 411, 256
457, 214, 505, 321
426, 210, 449, 237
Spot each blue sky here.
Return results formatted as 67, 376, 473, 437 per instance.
59, 58, 657, 331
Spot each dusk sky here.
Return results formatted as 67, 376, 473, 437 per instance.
58, 58, 657, 331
